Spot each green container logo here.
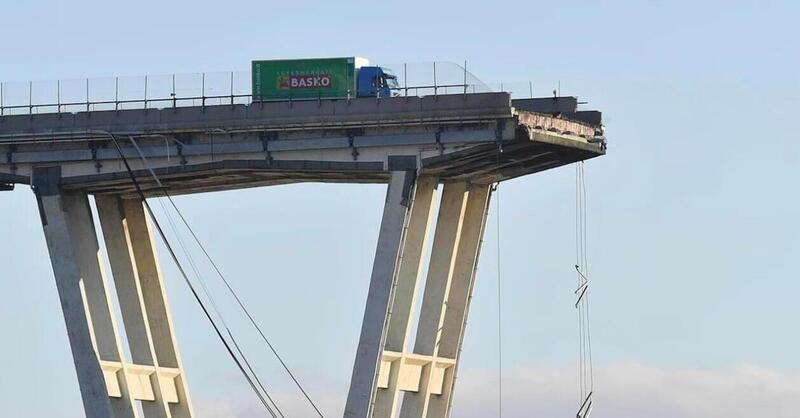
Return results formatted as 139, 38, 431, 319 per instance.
278, 74, 332, 90
252, 58, 355, 101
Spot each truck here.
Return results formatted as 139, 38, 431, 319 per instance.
251, 57, 399, 101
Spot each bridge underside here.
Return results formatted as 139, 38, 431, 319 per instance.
59, 134, 598, 196
0, 93, 604, 418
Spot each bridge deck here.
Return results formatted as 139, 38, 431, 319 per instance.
0, 93, 604, 195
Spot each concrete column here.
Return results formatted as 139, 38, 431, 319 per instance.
124, 198, 193, 418
34, 167, 138, 418
345, 170, 417, 418
399, 182, 469, 418
96, 195, 194, 418
427, 185, 491, 418
372, 176, 438, 418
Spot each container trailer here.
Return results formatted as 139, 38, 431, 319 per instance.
251, 57, 398, 101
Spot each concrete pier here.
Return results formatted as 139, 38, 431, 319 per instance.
34, 167, 193, 418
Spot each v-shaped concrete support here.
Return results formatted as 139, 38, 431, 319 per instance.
345, 169, 419, 418
34, 167, 193, 418
346, 172, 492, 418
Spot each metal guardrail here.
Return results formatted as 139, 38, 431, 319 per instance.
0, 94, 255, 115
0, 88, 488, 116
0, 72, 252, 116
0, 62, 499, 117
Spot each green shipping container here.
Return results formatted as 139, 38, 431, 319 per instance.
252, 57, 358, 101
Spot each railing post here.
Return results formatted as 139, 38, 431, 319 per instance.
463, 61, 468, 96
433, 62, 437, 97
144, 76, 148, 109
404, 63, 408, 98
86, 79, 90, 112
29, 81, 33, 115
115, 77, 119, 111
201, 73, 206, 109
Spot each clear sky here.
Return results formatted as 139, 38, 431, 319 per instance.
1, 1, 798, 417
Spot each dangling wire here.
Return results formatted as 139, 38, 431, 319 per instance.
167, 198, 324, 417
575, 161, 594, 418
123, 134, 324, 417
127, 138, 286, 416
156, 199, 286, 417
100, 132, 281, 417
495, 182, 504, 418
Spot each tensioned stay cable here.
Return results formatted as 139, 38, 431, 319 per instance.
103, 132, 280, 418
574, 161, 594, 418
127, 136, 323, 417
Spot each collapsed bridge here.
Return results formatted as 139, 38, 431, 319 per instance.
0, 91, 605, 418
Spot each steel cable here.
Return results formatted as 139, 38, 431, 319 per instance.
496, 182, 503, 418
102, 131, 280, 418
156, 199, 285, 417
125, 134, 322, 417
575, 161, 594, 418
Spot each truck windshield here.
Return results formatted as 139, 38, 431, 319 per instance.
385, 75, 399, 89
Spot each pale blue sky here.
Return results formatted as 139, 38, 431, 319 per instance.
1, 1, 798, 417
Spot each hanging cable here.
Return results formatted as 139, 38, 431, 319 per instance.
495, 182, 504, 418
100, 131, 281, 418
155, 199, 285, 417
574, 161, 594, 418
582, 164, 594, 396
166, 195, 324, 418
125, 135, 323, 417
127, 140, 285, 417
